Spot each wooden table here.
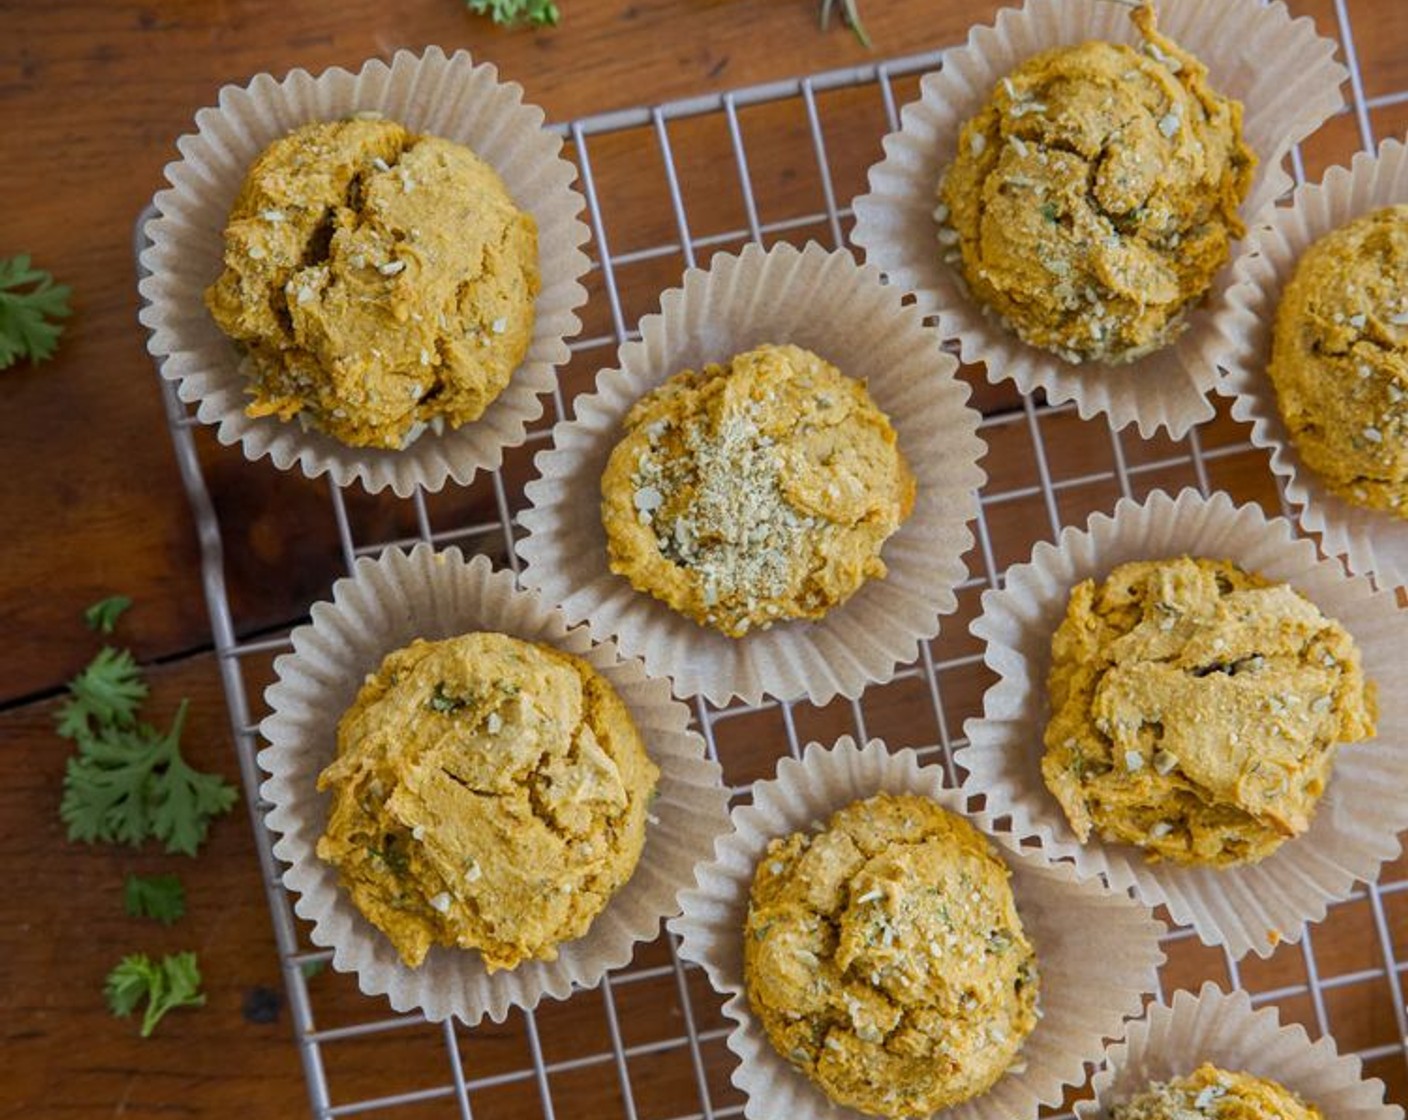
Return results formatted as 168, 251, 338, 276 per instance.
4, 0, 1407, 1116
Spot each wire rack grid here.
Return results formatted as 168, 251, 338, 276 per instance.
141, 8, 1408, 1119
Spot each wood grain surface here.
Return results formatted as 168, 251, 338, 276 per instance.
2, 0, 1406, 1117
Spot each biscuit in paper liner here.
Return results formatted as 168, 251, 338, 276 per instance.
257, 545, 730, 1024
958, 488, 1408, 959
516, 241, 986, 707
670, 736, 1165, 1120
1215, 138, 1408, 590
1079, 983, 1404, 1120
138, 47, 591, 497
850, 0, 1346, 439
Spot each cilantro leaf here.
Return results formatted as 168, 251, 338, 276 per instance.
85, 595, 133, 635
104, 955, 153, 1019
467, 0, 559, 27
148, 702, 241, 856
62, 722, 168, 846
55, 646, 149, 740
819, 0, 871, 47
60, 700, 238, 856
105, 952, 206, 1037
0, 254, 72, 369
123, 873, 186, 925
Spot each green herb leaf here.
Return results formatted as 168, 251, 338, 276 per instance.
149, 703, 241, 856
299, 958, 327, 979
55, 646, 149, 740
104, 956, 152, 1019
0, 254, 72, 370
105, 952, 206, 1037
123, 873, 187, 925
466, 0, 559, 27
60, 700, 238, 856
84, 595, 133, 635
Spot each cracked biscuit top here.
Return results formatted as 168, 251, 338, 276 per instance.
937, 3, 1254, 364
599, 343, 916, 638
1268, 205, 1408, 519
316, 632, 658, 971
743, 793, 1039, 1119
1042, 558, 1376, 867
1112, 1064, 1324, 1120
205, 118, 539, 450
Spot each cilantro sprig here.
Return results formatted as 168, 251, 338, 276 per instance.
61, 699, 238, 856
819, 0, 871, 47
55, 646, 149, 739
464, 0, 869, 40
105, 952, 206, 1037
124, 873, 187, 926
467, 0, 559, 27
85, 595, 133, 635
0, 254, 71, 369
60, 599, 233, 1039
57, 602, 238, 857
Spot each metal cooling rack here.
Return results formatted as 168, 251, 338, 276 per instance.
141, 7, 1408, 1116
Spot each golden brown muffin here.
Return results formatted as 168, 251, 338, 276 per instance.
1111, 1063, 1324, 1120
938, 4, 1255, 364
205, 117, 538, 450
316, 632, 658, 971
1043, 558, 1376, 866
743, 793, 1039, 1118
1267, 205, 1408, 517
600, 343, 915, 638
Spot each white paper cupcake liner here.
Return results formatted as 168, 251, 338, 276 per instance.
1215, 138, 1408, 590
851, 0, 1347, 439
958, 488, 1408, 959
516, 241, 986, 707
257, 544, 730, 1024
671, 737, 1165, 1120
1080, 984, 1405, 1120
138, 47, 591, 497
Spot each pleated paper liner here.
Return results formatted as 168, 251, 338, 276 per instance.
958, 489, 1408, 959
850, 0, 1347, 439
257, 545, 731, 1024
1215, 138, 1408, 590
516, 241, 987, 707
670, 737, 1165, 1120
138, 47, 591, 497
1080, 984, 1404, 1120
